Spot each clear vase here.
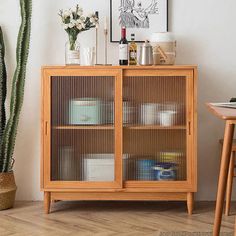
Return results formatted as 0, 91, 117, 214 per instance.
65, 36, 80, 65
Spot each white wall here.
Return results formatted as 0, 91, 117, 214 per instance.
0, 0, 236, 201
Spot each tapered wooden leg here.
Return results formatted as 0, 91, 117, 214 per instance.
213, 121, 235, 236
225, 151, 235, 216
187, 192, 194, 215
44, 192, 51, 214
234, 217, 236, 235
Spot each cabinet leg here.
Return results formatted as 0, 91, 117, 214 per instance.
44, 192, 51, 214
187, 192, 194, 215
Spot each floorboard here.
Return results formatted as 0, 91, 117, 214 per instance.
0, 201, 235, 235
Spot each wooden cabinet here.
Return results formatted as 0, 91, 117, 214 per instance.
41, 66, 197, 214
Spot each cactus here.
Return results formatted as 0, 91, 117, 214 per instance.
0, 27, 7, 171
0, 0, 32, 172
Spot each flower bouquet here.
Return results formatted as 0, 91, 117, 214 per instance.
59, 5, 99, 64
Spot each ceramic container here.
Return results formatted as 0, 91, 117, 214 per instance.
159, 110, 176, 126
140, 103, 160, 125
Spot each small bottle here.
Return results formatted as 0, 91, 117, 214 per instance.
119, 27, 128, 65
129, 33, 137, 65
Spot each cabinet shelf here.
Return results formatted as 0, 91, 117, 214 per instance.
53, 125, 186, 131
53, 125, 114, 130
124, 125, 186, 130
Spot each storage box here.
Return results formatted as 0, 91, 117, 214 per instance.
83, 154, 114, 181
69, 98, 102, 125
150, 32, 176, 65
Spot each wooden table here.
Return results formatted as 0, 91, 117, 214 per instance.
207, 103, 236, 236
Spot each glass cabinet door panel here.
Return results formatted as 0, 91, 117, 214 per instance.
123, 75, 187, 182
51, 76, 115, 182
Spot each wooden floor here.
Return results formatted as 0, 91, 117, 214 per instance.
0, 201, 235, 235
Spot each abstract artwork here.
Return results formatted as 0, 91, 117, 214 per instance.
110, 0, 168, 42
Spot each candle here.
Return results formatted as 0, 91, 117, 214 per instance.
104, 16, 108, 30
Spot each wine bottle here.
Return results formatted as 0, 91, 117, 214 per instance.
129, 33, 137, 65
119, 27, 128, 65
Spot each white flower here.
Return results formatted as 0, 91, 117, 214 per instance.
80, 16, 85, 21
76, 23, 83, 30
90, 17, 96, 24
68, 22, 75, 28
77, 9, 83, 16
76, 19, 83, 24
71, 19, 77, 25
63, 10, 71, 18
64, 24, 69, 29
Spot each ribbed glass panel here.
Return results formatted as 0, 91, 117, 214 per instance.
51, 76, 115, 181
123, 76, 187, 181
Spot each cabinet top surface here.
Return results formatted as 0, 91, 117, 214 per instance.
42, 65, 197, 70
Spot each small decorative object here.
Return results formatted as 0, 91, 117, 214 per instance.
138, 40, 154, 66
0, 0, 32, 210
59, 5, 99, 65
150, 32, 176, 65
103, 17, 112, 65
83, 47, 95, 66
153, 163, 177, 181
95, 11, 99, 64
110, 0, 168, 42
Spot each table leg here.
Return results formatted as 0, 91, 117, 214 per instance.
213, 121, 235, 236
225, 151, 235, 216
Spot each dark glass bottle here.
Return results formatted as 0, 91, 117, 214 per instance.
119, 27, 128, 65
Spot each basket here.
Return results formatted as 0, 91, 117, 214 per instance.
150, 32, 176, 65
0, 172, 17, 210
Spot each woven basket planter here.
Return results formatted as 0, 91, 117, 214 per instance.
0, 172, 17, 210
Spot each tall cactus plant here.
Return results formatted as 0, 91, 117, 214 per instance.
0, 0, 32, 172
0, 27, 7, 171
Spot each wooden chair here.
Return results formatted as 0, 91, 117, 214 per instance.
220, 139, 236, 216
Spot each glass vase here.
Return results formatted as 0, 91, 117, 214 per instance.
65, 37, 80, 65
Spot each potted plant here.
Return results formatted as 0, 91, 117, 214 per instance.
0, 0, 32, 210
59, 4, 99, 65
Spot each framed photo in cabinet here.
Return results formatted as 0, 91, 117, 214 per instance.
110, 0, 168, 42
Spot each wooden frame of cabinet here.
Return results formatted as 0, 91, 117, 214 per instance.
41, 65, 197, 214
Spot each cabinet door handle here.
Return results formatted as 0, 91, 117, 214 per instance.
45, 121, 48, 136
188, 121, 191, 135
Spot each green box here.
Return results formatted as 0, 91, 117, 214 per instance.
69, 98, 102, 125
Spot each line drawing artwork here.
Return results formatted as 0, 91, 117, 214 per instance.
119, 0, 159, 28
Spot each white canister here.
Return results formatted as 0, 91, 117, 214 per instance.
159, 111, 177, 127
140, 103, 159, 125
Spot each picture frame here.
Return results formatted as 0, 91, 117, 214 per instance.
110, 0, 168, 43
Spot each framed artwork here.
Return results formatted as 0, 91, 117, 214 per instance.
110, 0, 168, 42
